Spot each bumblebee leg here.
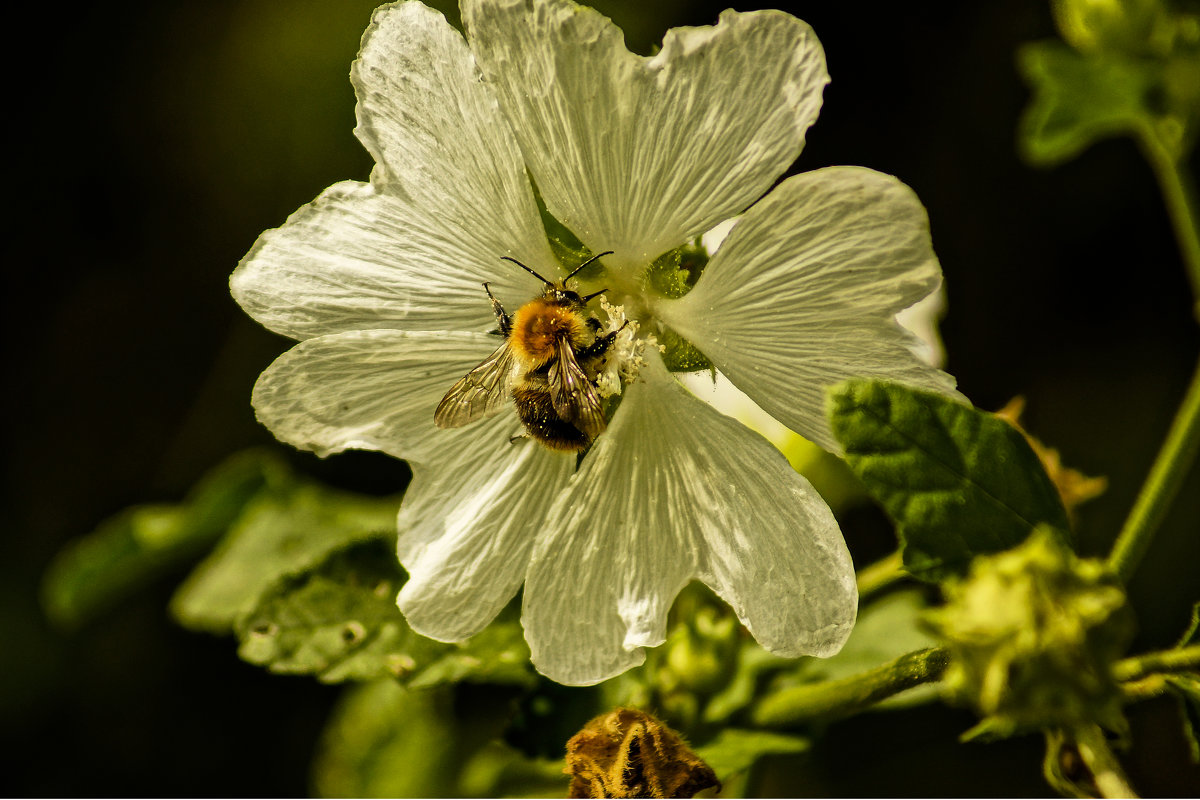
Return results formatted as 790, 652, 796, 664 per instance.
483, 282, 512, 336
577, 321, 630, 360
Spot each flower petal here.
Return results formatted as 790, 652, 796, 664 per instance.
232, 2, 556, 340
398, 428, 575, 642
251, 329, 507, 464
658, 166, 961, 453
523, 353, 855, 685
462, 0, 827, 279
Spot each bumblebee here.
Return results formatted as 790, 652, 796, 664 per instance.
434, 251, 626, 452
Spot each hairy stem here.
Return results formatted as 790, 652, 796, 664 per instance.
1107, 357, 1200, 581
751, 647, 949, 728
1113, 642, 1200, 682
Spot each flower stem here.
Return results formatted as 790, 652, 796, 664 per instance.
751, 647, 949, 728
1138, 130, 1200, 316
1113, 643, 1200, 682
1107, 356, 1200, 581
1070, 723, 1138, 799
856, 550, 905, 602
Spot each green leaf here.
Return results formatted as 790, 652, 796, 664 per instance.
643, 241, 708, 300
41, 449, 284, 629
828, 380, 1071, 581
530, 179, 591, 272
655, 324, 714, 373
1017, 40, 1161, 166
235, 538, 533, 686
694, 728, 809, 793
311, 681, 544, 798
171, 478, 398, 632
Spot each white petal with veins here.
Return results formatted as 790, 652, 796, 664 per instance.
463, 0, 827, 279
659, 166, 961, 453
232, 2, 556, 340
524, 353, 856, 685
251, 329, 503, 465
398, 430, 575, 642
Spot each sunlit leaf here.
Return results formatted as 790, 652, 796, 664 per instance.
171, 477, 398, 632
41, 450, 284, 629
828, 380, 1071, 581
235, 538, 532, 686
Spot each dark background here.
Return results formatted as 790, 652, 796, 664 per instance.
6, 0, 1198, 795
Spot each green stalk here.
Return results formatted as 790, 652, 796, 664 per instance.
1138, 130, 1200, 313
1107, 357, 1200, 581
1070, 723, 1138, 799
855, 550, 905, 602
751, 647, 949, 728
1113, 642, 1200, 682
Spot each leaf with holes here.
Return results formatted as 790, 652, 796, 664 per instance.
828, 380, 1071, 581
235, 538, 533, 685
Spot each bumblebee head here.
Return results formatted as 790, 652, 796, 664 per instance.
501, 251, 614, 306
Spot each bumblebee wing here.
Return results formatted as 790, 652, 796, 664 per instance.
434, 341, 515, 428
548, 337, 607, 439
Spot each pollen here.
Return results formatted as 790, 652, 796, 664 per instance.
596, 298, 645, 398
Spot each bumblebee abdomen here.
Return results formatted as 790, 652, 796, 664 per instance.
512, 386, 590, 452
510, 299, 588, 365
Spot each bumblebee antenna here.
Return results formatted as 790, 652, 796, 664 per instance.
564, 250, 614, 284
501, 250, 614, 288
500, 256, 555, 285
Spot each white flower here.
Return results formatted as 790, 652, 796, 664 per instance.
231, 0, 959, 686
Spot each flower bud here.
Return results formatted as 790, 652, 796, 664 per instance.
927, 527, 1132, 737
564, 707, 719, 799
1052, 0, 1172, 56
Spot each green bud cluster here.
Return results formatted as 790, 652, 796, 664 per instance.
639, 588, 741, 728
927, 527, 1132, 738
1052, 0, 1176, 56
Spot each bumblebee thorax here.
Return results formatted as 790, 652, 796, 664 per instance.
510, 297, 588, 365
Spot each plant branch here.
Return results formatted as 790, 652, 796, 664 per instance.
1113, 643, 1200, 682
1107, 357, 1200, 581
856, 550, 905, 602
751, 647, 949, 728
1070, 723, 1138, 798
1138, 130, 1200, 314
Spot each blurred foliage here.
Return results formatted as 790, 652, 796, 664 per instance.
1020, 0, 1200, 165
41, 450, 281, 629
311, 680, 564, 798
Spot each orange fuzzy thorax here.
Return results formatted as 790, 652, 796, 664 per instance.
510, 298, 588, 366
